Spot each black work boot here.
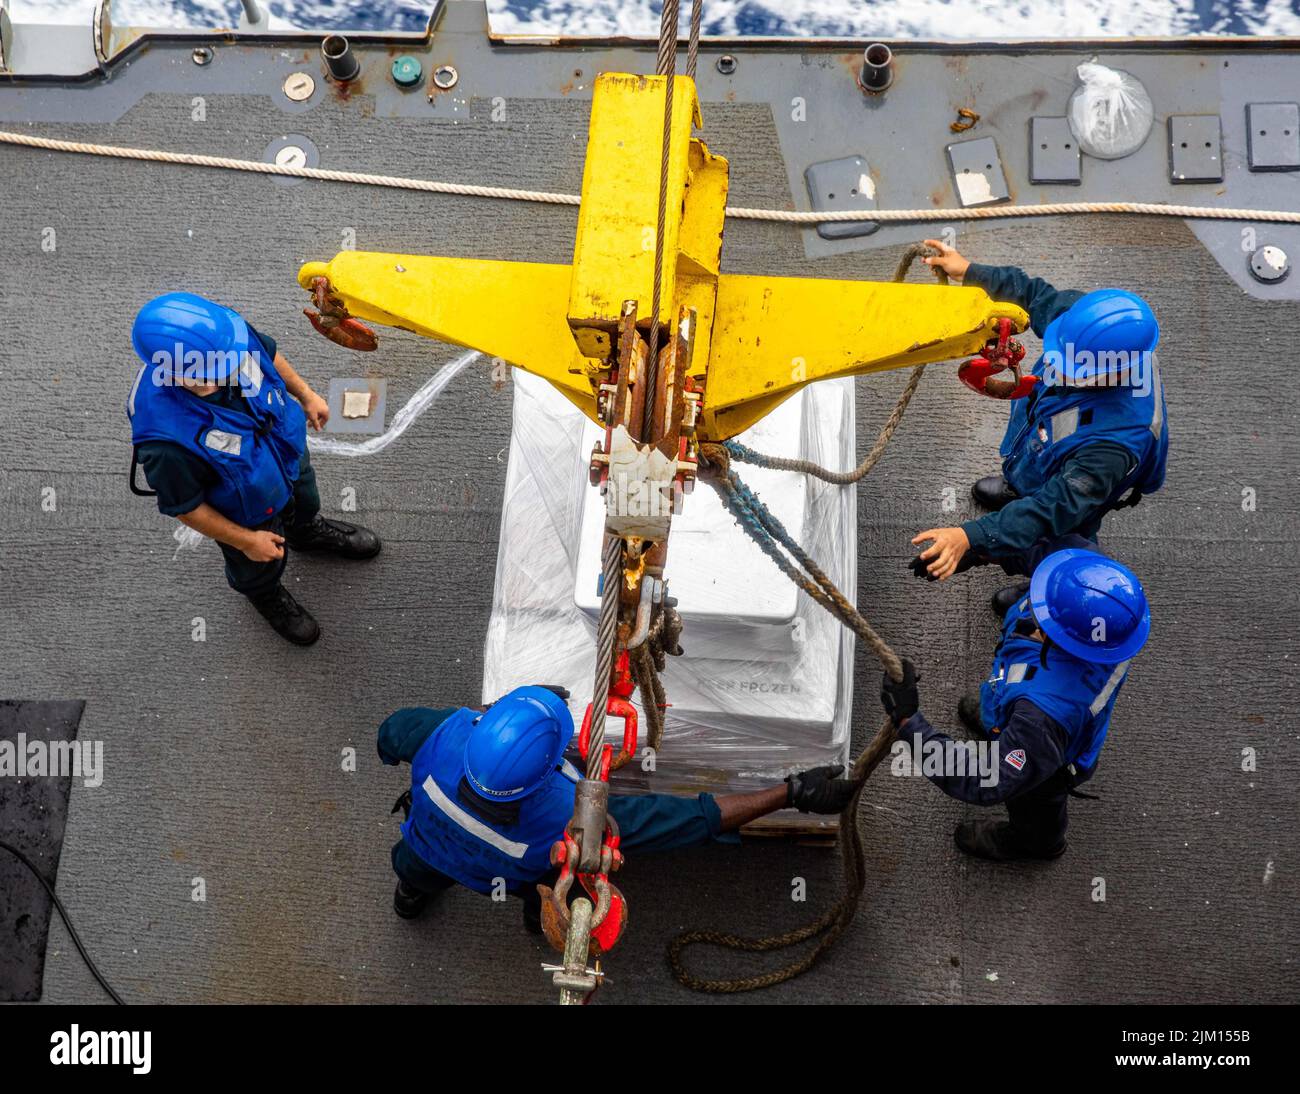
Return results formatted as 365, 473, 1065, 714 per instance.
991, 580, 1032, 618
393, 879, 431, 920
287, 513, 382, 560
971, 475, 1019, 511
249, 584, 321, 646
954, 819, 1066, 862
957, 695, 985, 737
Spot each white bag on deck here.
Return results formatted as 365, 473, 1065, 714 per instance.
1068, 62, 1154, 160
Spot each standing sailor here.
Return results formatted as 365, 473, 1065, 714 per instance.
127, 292, 381, 645
910, 241, 1168, 614
882, 546, 1150, 861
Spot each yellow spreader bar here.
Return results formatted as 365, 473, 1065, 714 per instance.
297, 71, 1028, 442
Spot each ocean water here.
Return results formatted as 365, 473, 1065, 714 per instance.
10, 0, 1300, 38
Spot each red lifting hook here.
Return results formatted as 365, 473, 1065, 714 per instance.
578, 696, 639, 778
958, 316, 1036, 400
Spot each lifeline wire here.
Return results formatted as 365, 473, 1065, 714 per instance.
0, 838, 125, 1005
4, 130, 1299, 226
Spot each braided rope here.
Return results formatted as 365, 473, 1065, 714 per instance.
668, 446, 901, 992
4, 130, 1298, 227
666, 243, 947, 993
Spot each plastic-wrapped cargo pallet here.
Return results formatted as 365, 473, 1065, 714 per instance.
482, 371, 857, 830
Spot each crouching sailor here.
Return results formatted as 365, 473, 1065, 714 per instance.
126, 292, 381, 645
911, 241, 1168, 616
881, 547, 1150, 861
379, 686, 857, 926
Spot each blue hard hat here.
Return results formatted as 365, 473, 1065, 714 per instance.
463, 686, 575, 802
131, 292, 253, 383
1029, 548, 1151, 664
1041, 289, 1159, 385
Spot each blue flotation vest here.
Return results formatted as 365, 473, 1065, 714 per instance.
402, 707, 579, 893
979, 595, 1133, 779
1000, 355, 1168, 506
126, 334, 306, 527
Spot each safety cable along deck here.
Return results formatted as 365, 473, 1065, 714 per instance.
3, 129, 1300, 226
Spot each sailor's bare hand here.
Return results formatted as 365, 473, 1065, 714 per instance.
242, 530, 285, 563
922, 239, 971, 282
303, 390, 330, 431
911, 526, 970, 581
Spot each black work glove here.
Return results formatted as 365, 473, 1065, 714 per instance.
880, 658, 920, 728
785, 764, 858, 815
390, 788, 413, 820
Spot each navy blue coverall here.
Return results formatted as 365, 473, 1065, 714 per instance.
899, 535, 1099, 852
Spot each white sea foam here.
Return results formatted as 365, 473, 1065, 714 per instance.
12, 0, 1300, 38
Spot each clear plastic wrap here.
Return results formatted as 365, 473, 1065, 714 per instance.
482, 372, 857, 806
1067, 62, 1154, 160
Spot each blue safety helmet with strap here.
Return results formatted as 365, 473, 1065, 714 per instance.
1000, 289, 1167, 512
1041, 288, 1159, 386
463, 686, 575, 802
131, 292, 254, 384
402, 698, 579, 894
981, 553, 1146, 778
1028, 548, 1150, 664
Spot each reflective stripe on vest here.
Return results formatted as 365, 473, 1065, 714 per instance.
203, 429, 243, 456
1089, 659, 1131, 716
420, 774, 529, 859
240, 352, 264, 394
1148, 360, 1164, 440
128, 364, 147, 417
1051, 406, 1079, 442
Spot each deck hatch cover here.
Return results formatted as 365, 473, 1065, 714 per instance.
946, 137, 1009, 206
1168, 115, 1223, 183
803, 156, 878, 240
1246, 103, 1300, 171
1029, 117, 1081, 185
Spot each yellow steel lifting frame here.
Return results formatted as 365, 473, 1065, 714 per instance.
297, 72, 1029, 441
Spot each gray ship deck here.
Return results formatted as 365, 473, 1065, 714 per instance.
1, 2, 1297, 1003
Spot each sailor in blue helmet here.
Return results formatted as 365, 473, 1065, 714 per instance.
910, 242, 1168, 616
127, 292, 381, 645
881, 543, 1150, 861
378, 685, 858, 925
